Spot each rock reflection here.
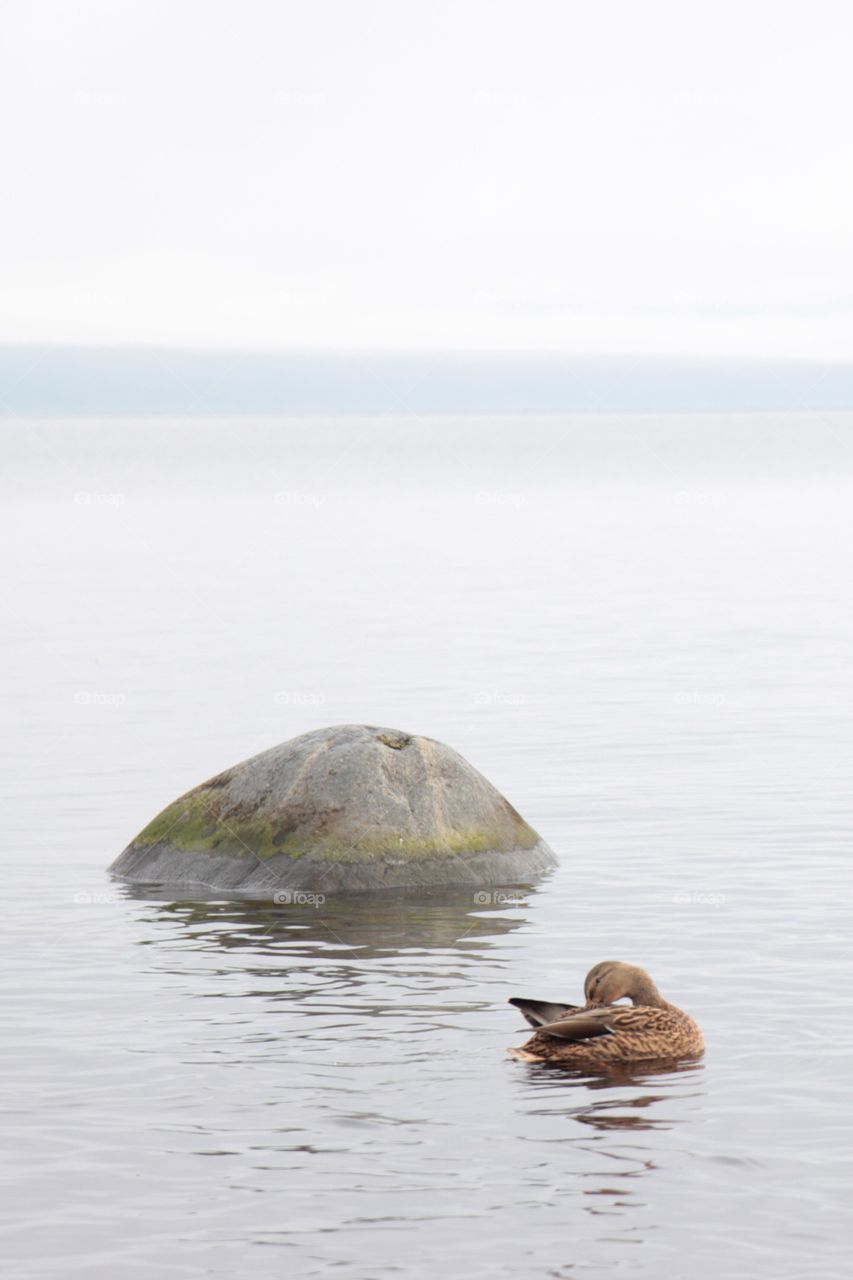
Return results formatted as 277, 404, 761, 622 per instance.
119, 882, 537, 960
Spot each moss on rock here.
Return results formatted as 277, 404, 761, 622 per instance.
111, 724, 556, 893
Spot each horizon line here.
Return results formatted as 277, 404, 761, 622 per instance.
1, 346, 850, 414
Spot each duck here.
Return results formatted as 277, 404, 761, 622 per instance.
507, 960, 703, 1068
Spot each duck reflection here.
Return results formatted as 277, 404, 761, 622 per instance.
516, 1059, 705, 1220
521, 1057, 704, 1127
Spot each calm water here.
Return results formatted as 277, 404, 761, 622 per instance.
2, 414, 852, 1278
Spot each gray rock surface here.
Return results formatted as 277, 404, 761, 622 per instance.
110, 724, 557, 894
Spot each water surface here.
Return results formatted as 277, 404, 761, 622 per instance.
2, 414, 851, 1277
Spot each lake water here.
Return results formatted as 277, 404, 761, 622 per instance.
2, 414, 852, 1278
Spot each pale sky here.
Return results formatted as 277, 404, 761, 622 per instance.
2, 0, 852, 357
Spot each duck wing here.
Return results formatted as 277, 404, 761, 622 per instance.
535, 1006, 665, 1041
508, 997, 579, 1028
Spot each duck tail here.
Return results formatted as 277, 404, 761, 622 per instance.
508, 997, 578, 1028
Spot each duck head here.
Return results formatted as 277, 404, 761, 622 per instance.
583, 961, 665, 1007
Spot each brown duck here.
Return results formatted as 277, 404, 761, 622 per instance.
507, 961, 703, 1068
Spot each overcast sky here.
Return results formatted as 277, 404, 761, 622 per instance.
1, 0, 851, 357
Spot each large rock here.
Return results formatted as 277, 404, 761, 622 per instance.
110, 724, 556, 894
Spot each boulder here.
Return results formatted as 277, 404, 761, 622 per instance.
109, 724, 556, 894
